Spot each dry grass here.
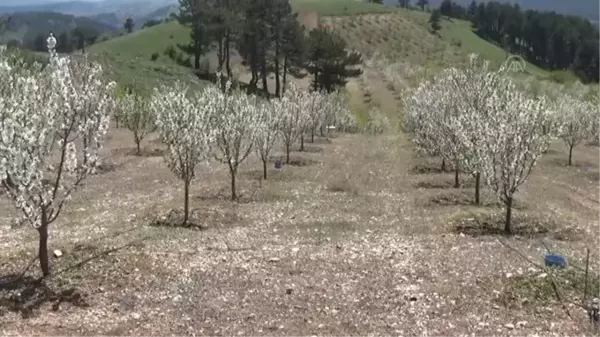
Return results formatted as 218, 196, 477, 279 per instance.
1, 118, 598, 335
321, 12, 464, 70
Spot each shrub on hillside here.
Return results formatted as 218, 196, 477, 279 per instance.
164, 45, 177, 60
150, 52, 159, 61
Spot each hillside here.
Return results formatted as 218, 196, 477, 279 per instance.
83, 0, 567, 118
84, 0, 579, 97
86, 20, 204, 90
0, 11, 115, 46
5, 0, 598, 21
383, 0, 600, 22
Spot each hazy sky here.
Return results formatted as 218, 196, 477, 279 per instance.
2, 0, 108, 5
1, 0, 176, 5
3, 0, 95, 4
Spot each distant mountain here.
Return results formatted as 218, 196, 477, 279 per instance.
88, 4, 178, 30
0, 0, 177, 17
0, 0, 178, 32
0, 11, 115, 46
89, 11, 120, 28
138, 4, 178, 24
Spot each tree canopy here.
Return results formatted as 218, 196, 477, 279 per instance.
439, 0, 600, 83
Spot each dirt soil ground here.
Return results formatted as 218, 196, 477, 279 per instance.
1, 119, 599, 335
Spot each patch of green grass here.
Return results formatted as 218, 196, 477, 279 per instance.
499, 268, 600, 310
292, 0, 397, 16
86, 21, 206, 91
437, 17, 550, 78
87, 21, 190, 65
326, 10, 581, 86
324, 11, 464, 70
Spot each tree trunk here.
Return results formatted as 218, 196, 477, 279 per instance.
441, 158, 446, 172
568, 144, 573, 166
263, 159, 267, 180
82, 135, 88, 165
474, 172, 480, 205
261, 55, 268, 96
542, 125, 548, 154
230, 169, 237, 201
135, 139, 141, 155
311, 129, 315, 143
454, 160, 460, 188
183, 180, 190, 225
286, 142, 291, 164
504, 196, 513, 233
38, 210, 50, 277
274, 39, 280, 97
217, 34, 224, 72
225, 30, 232, 78
194, 41, 200, 70
250, 44, 258, 90
282, 55, 288, 95
300, 134, 305, 151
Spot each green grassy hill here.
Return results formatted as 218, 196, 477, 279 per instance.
85, 0, 578, 92
323, 10, 554, 79
86, 20, 202, 91
291, 0, 397, 15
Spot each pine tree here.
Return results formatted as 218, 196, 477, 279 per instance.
177, 0, 211, 70
467, 0, 477, 19
397, 0, 410, 8
305, 26, 362, 93
440, 0, 452, 16
124, 17, 134, 33
429, 9, 442, 34
280, 15, 306, 96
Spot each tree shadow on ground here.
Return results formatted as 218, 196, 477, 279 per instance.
94, 155, 139, 175
415, 179, 475, 189
547, 156, 590, 168
310, 137, 333, 145
410, 163, 451, 174
149, 209, 210, 230
0, 275, 89, 318
427, 192, 499, 207
0, 238, 147, 318
299, 145, 324, 154
288, 158, 319, 167
148, 207, 244, 229
452, 213, 582, 241
112, 147, 164, 158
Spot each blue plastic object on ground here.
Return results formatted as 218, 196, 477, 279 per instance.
544, 254, 566, 268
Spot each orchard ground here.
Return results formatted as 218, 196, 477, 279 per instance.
1, 113, 599, 335
1, 1, 599, 335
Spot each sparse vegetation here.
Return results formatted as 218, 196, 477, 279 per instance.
1, 0, 599, 335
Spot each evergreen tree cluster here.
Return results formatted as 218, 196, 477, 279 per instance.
438, 0, 599, 83
177, 0, 362, 96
